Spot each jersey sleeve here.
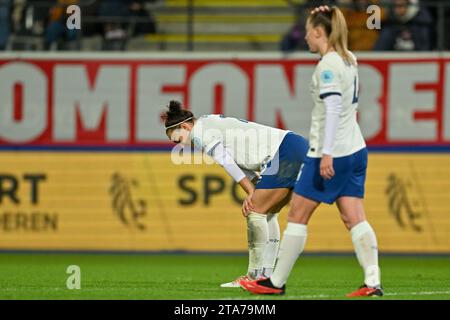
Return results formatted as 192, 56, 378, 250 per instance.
208, 142, 246, 182
322, 94, 343, 156
316, 61, 342, 100
190, 119, 222, 154
241, 168, 260, 183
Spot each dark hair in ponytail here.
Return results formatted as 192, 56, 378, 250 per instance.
308, 6, 355, 66
161, 100, 195, 130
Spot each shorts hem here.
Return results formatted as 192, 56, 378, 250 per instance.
337, 193, 364, 199
255, 184, 293, 190
293, 190, 332, 204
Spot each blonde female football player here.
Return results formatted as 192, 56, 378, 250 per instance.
241, 5, 383, 297
161, 100, 309, 287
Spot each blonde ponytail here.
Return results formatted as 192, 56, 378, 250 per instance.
308, 6, 355, 66
329, 7, 355, 66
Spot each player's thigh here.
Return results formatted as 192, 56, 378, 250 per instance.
287, 192, 320, 224
336, 196, 367, 230
251, 188, 291, 214
268, 190, 293, 213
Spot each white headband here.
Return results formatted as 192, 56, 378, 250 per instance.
165, 117, 194, 130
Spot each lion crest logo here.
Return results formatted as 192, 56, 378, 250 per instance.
385, 173, 423, 232
110, 173, 147, 230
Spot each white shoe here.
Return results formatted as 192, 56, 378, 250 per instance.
220, 275, 253, 288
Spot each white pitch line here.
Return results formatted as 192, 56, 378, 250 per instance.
220, 290, 450, 300
384, 290, 450, 296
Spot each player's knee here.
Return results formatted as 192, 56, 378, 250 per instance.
267, 202, 284, 214
341, 218, 352, 230
340, 210, 366, 230
348, 217, 366, 230
287, 207, 309, 224
342, 213, 365, 230
252, 193, 285, 214
287, 197, 315, 224
252, 205, 271, 214
287, 213, 309, 224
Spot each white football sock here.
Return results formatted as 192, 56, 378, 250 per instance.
262, 213, 280, 277
350, 221, 381, 288
247, 212, 269, 279
270, 222, 307, 288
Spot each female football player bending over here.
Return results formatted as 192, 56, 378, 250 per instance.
161, 100, 309, 288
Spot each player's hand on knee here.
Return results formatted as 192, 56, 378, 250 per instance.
242, 193, 255, 217
320, 154, 335, 180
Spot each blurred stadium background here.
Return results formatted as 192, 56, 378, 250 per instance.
0, 0, 450, 300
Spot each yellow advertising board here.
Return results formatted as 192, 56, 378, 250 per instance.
0, 152, 449, 253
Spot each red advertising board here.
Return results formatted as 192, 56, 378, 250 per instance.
1, 52, 449, 148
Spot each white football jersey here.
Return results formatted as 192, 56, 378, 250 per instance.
308, 51, 366, 158
189, 114, 288, 171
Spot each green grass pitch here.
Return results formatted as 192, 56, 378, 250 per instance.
0, 253, 449, 300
